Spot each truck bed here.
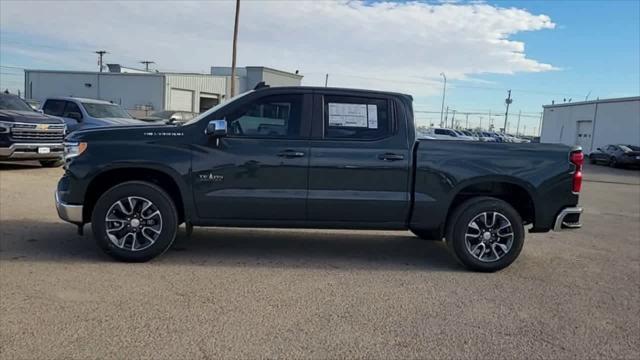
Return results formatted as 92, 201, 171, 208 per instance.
410, 140, 578, 234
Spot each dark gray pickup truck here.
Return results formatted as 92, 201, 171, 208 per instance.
55, 86, 583, 271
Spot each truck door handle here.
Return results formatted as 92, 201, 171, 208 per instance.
378, 153, 404, 161
277, 150, 305, 158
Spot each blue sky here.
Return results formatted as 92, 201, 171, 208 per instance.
1, 0, 638, 134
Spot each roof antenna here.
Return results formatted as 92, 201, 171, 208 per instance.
253, 81, 269, 90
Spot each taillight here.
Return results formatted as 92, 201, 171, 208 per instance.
570, 150, 584, 193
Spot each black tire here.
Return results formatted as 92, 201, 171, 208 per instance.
91, 181, 178, 262
39, 159, 64, 167
445, 196, 524, 272
609, 157, 618, 168
411, 229, 442, 241
589, 156, 596, 164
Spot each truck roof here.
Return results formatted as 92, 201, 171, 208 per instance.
253, 86, 413, 100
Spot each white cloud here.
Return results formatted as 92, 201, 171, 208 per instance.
0, 0, 556, 96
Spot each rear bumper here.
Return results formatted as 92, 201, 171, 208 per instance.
553, 207, 582, 231
55, 190, 83, 224
0, 143, 64, 160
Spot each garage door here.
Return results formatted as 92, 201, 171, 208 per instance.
575, 120, 593, 152
170, 89, 193, 111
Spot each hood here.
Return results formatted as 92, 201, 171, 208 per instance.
67, 123, 179, 142
0, 110, 64, 124
95, 117, 149, 125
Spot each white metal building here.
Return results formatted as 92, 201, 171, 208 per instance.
24, 69, 227, 118
211, 66, 303, 95
540, 96, 640, 154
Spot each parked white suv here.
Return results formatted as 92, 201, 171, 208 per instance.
425, 127, 474, 141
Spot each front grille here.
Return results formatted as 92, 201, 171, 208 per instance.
10, 123, 65, 142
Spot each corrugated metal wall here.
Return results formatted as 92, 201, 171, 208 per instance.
164, 74, 226, 112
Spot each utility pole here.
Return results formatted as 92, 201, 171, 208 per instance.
538, 112, 543, 136
523, 125, 527, 136
516, 110, 521, 136
325, 73, 329, 87
451, 110, 456, 128
229, 0, 241, 98
95, 50, 108, 72
503, 89, 512, 134
439, 72, 446, 128
488, 110, 492, 129
465, 113, 469, 129
479, 116, 483, 130
140, 60, 155, 72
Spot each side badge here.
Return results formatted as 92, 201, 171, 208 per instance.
198, 172, 224, 182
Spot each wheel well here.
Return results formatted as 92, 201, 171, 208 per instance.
83, 168, 185, 224
448, 182, 535, 226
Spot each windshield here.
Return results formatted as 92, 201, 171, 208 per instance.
149, 110, 175, 119
0, 95, 34, 112
183, 90, 254, 126
82, 102, 132, 119
619, 145, 640, 152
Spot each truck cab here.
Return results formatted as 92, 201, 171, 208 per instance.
42, 97, 145, 132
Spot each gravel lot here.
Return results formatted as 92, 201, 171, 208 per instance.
1, 162, 639, 359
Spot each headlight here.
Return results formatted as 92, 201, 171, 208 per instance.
64, 141, 88, 160
0, 120, 12, 134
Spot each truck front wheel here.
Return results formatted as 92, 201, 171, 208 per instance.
445, 197, 524, 272
91, 181, 178, 262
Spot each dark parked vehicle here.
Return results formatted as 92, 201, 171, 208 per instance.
55, 86, 583, 272
0, 93, 66, 167
589, 144, 640, 168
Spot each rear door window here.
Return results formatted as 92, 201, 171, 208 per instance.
42, 100, 65, 116
323, 95, 390, 140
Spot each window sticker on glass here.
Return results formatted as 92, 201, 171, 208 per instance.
367, 104, 378, 129
328, 103, 368, 128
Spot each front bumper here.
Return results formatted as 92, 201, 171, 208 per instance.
553, 207, 582, 231
0, 143, 64, 160
55, 190, 83, 224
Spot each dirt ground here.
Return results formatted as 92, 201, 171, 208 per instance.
1, 161, 638, 359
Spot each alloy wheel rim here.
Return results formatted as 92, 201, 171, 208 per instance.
105, 196, 163, 252
464, 211, 514, 262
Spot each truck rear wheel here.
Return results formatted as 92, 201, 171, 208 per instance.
91, 181, 178, 262
445, 197, 524, 272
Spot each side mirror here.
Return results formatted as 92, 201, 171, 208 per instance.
205, 119, 227, 137
597, 148, 602, 152
68, 112, 82, 121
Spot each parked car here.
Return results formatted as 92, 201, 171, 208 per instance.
589, 144, 640, 168
0, 93, 66, 167
453, 129, 477, 141
478, 132, 498, 142
425, 127, 474, 141
42, 97, 146, 132
459, 130, 480, 141
139, 110, 198, 124
55, 86, 583, 272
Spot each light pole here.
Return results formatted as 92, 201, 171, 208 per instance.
95, 50, 107, 72
439, 72, 446, 128
503, 89, 512, 133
